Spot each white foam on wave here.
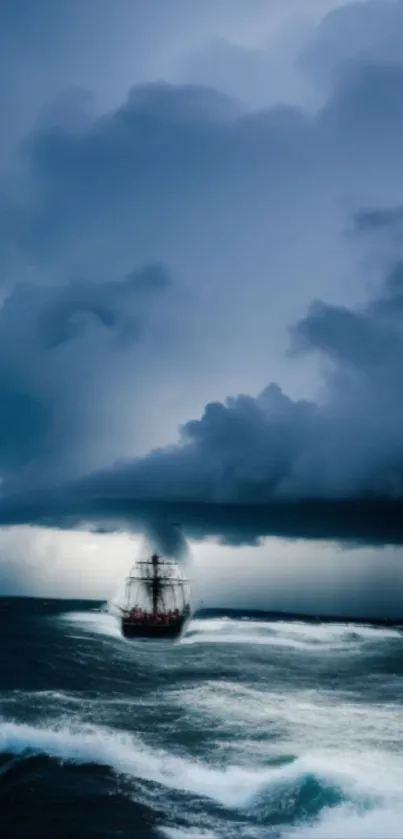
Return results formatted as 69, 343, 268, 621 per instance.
171, 676, 403, 768
160, 828, 218, 839
1, 689, 82, 705
59, 610, 122, 640
284, 802, 403, 839
1, 719, 402, 817
181, 618, 400, 651
0, 719, 285, 808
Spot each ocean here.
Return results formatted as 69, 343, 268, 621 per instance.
1, 598, 403, 839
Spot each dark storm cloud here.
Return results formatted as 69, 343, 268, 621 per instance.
3, 0, 403, 287
37, 263, 170, 348
1, 257, 403, 546
301, 0, 403, 89
354, 206, 403, 234
2, 0, 403, 549
1, 82, 247, 294
54, 251, 403, 519
2, 58, 402, 294
0, 0, 296, 167
0, 490, 403, 549
0, 264, 175, 487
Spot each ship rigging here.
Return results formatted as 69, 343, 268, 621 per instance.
119, 552, 191, 640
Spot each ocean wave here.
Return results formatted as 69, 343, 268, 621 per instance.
170, 679, 403, 749
0, 719, 400, 820
180, 618, 400, 651
58, 611, 123, 640
160, 829, 218, 839
0, 719, 277, 808
284, 802, 403, 839
57, 612, 401, 657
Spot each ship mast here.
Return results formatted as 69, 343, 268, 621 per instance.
151, 552, 162, 615
124, 552, 190, 616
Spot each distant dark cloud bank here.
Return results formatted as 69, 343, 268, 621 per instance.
1, 0, 403, 546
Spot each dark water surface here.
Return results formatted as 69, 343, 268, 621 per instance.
1, 597, 403, 839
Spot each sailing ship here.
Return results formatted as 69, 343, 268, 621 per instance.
119, 552, 191, 640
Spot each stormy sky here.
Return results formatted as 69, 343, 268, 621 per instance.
1, 0, 403, 609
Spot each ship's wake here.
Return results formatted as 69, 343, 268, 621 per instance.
180, 617, 400, 651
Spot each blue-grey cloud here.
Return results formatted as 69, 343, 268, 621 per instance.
301, 0, 403, 91
1, 0, 318, 168
37, 263, 170, 348
1, 250, 403, 547
1, 0, 403, 549
354, 206, 403, 234
70, 255, 403, 509
0, 263, 179, 489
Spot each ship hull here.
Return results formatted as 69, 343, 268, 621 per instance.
121, 617, 187, 641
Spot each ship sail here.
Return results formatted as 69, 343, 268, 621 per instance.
120, 553, 191, 640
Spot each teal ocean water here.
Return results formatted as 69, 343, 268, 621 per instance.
1, 598, 402, 839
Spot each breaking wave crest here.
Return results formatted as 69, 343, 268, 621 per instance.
181, 617, 400, 651
0, 719, 307, 809
1, 718, 402, 836
2, 600, 403, 839
284, 803, 403, 839
58, 610, 122, 640
0, 719, 285, 808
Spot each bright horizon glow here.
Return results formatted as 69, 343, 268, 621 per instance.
0, 526, 403, 619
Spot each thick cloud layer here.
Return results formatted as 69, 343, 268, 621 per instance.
0, 263, 188, 488
1, 1, 403, 548
56, 247, 403, 544
1, 250, 403, 546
